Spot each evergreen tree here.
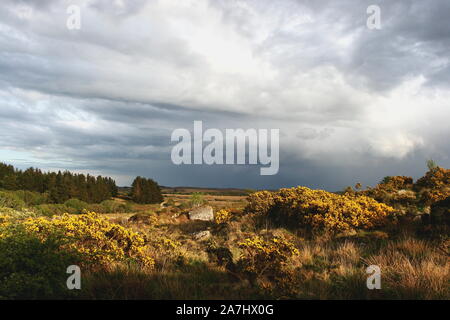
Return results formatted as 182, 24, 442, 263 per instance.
131, 176, 163, 204
0, 162, 118, 204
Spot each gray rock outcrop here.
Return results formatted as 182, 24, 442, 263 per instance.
188, 205, 214, 221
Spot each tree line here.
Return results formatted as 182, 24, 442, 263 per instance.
0, 162, 118, 203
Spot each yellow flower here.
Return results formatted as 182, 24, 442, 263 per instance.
215, 209, 232, 224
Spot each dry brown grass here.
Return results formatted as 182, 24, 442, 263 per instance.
163, 193, 247, 208
281, 236, 449, 299
365, 238, 449, 299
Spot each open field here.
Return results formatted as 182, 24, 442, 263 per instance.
163, 193, 247, 209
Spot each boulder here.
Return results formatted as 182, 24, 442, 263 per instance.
193, 230, 211, 241
188, 205, 214, 221
128, 213, 155, 225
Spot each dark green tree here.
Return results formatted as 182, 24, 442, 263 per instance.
0, 162, 118, 204
131, 176, 163, 204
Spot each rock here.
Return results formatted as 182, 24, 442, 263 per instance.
128, 213, 155, 225
188, 205, 214, 221
193, 230, 211, 241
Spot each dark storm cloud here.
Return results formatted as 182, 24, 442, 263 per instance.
0, 0, 449, 188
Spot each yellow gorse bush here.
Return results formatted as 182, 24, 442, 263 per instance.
244, 190, 275, 216
155, 237, 181, 250
12, 211, 154, 269
416, 167, 450, 189
215, 209, 232, 224
415, 167, 450, 205
382, 176, 414, 190
237, 236, 299, 278
246, 187, 395, 232
0, 215, 11, 239
238, 236, 299, 257
361, 176, 416, 205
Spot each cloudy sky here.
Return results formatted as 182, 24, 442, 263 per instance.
1, 0, 449, 190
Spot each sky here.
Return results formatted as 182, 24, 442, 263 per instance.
0, 0, 449, 190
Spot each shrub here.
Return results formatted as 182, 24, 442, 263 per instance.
0, 190, 49, 209
100, 200, 132, 213
215, 209, 232, 224
16, 212, 154, 269
150, 237, 182, 271
427, 159, 438, 171
236, 236, 299, 282
0, 224, 81, 299
177, 201, 190, 210
33, 204, 75, 216
64, 198, 89, 213
245, 190, 275, 216
429, 196, 450, 226
14, 190, 49, 206
190, 192, 206, 207
415, 167, 450, 205
128, 213, 158, 226
245, 187, 395, 232
206, 241, 234, 269
380, 176, 414, 190
87, 203, 105, 213
0, 206, 36, 221
0, 210, 155, 298
361, 176, 417, 209
100, 200, 118, 212
0, 190, 26, 209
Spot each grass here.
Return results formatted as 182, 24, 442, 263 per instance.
1, 191, 448, 300
81, 262, 264, 300
75, 232, 448, 300
290, 237, 449, 299
76, 203, 449, 300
